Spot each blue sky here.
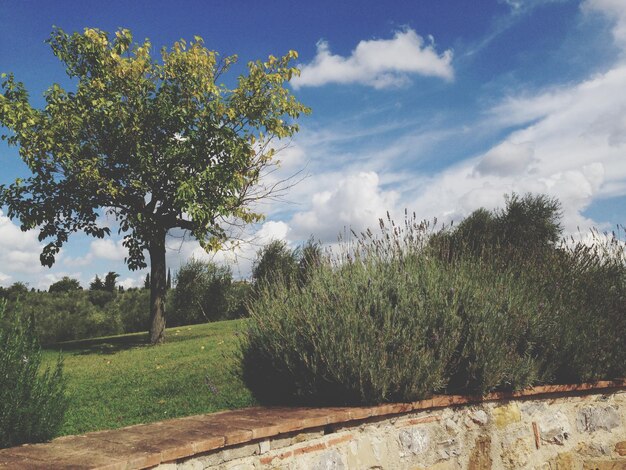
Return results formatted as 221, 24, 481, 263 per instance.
1, 0, 625, 289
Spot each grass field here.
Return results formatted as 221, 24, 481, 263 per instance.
41, 319, 255, 437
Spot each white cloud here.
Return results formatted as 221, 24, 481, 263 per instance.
584, 0, 626, 49
290, 172, 399, 242
118, 275, 145, 290
0, 210, 47, 274
292, 29, 453, 89
0, 272, 12, 287
90, 238, 129, 261
403, 66, 626, 233
475, 141, 536, 176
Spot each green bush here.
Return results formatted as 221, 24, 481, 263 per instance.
241, 201, 625, 406
528, 233, 626, 384
170, 259, 248, 326
241, 215, 546, 404
0, 301, 67, 448
106, 288, 150, 333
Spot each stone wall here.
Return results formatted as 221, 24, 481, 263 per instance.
1, 382, 624, 469
156, 389, 626, 470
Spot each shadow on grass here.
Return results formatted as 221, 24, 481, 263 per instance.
44, 319, 246, 355
46, 332, 150, 355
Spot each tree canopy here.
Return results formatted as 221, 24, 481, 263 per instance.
0, 27, 309, 343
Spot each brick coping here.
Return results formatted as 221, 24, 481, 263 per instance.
0, 380, 624, 469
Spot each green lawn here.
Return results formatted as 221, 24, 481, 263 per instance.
41, 319, 255, 437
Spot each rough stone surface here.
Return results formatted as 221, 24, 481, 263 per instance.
398, 427, 430, 456
538, 411, 572, 445
493, 402, 521, 428
470, 410, 489, 425
577, 406, 621, 433
1, 384, 625, 470
582, 459, 626, 470
311, 449, 345, 470
467, 435, 492, 470
553, 451, 581, 470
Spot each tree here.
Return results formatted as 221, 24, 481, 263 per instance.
48, 276, 82, 293
252, 240, 299, 287
1, 282, 29, 302
89, 275, 104, 291
144, 273, 150, 290
297, 238, 323, 285
170, 259, 234, 325
0, 28, 309, 344
166, 268, 172, 290
103, 271, 119, 293
494, 193, 562, 251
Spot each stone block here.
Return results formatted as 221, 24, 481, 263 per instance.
311, 449, 345, 470
553, 452, 582, 470
399, 427, 430, 456
467, 435, 492, 470
538, 411, 571, 445
582, 459, 626, 470
470, 410, 489, 426
493, 403, 521, 428
577, 406, 621, 433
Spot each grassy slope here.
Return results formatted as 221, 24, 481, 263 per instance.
41, 319, 254, 437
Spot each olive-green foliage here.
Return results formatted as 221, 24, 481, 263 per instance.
14, 291, 122, 345
252, 238, 324, 289
527, 232, 626, 384
170, 259, 251, 326
242, 216, 544, 404
436, 193, 562, 261
5, 289, 149, 344
48, 276, 82, 293
252, 240, 299, 287
105, 288, 150, 334
0, 301, 67, 448
242, 197, 625, 405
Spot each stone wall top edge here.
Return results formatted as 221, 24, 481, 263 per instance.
0, 379, 623, 469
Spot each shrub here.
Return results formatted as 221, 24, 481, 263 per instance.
0, 300, 67, 448
107, 288, 150, 333
48, 276, 82, 293
241, 202, 625, 406
170, 259, 242, 325
528, 232, 626, 383
10, 291, 122, 344
241, 215, 545, 404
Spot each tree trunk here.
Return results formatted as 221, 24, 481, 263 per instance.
148, 231, 167, 344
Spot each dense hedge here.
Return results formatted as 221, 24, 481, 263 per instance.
241, 196, 625, 405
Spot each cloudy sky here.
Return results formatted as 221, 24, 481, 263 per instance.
1, 0, 625, 289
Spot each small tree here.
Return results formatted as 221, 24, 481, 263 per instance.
252, 240, 299, 287
89, 275, 104, 291
103, 271, 119, 293
48, 276, 82, 293
170, 259, 234, 325
0, 28, 309, 343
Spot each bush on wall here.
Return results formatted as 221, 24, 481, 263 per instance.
241, 195, 625, 405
